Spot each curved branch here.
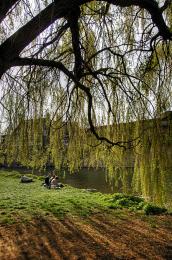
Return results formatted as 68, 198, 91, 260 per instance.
103, 0, 172, 40
12, 57, 75, 79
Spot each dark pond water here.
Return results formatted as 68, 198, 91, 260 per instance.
57, 168, 114, 193
41, 167, 133, 194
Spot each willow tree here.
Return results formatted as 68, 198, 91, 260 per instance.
0, 0, 172, 205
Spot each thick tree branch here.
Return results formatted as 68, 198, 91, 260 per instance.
0, 3, 61, 61
67, 6, 82, 79
0, 0, 171, 60
1, 0, 171, 61
0, 0, 19, 23
0, 0, 171, 79
160, 0, 171, 12
12, 57, 74, 79
0, 2, 66, 77
104, 0, 172, 40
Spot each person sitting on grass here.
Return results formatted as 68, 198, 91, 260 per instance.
44, 173, 51, 188
49, 172, 55, 184
43, 172, 55, 188
51, 175, 59, 189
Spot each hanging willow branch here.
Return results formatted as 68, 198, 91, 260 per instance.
0, 0, 172, 149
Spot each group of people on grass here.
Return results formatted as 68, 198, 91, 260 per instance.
44, 172, 62, 189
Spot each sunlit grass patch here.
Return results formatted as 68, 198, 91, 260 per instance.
0, 170, 110, 223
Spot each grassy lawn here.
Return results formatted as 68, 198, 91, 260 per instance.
0, 169, 115, 224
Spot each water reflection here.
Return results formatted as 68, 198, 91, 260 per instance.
54, 167, 134, 195
57, 167, 172, 209
58, 168, 113, 194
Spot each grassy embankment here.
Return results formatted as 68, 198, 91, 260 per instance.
1, 170, 172, 259
0, 169, 169, 225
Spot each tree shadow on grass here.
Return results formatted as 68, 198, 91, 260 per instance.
0, 214, 172, 259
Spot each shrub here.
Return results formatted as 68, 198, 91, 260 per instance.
112, 194, 144, 203
109, 193, 168, 215
143, 204, 167, 215
110, 193, 145, 209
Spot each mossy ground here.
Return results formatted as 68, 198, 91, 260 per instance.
0, 170, 172, 259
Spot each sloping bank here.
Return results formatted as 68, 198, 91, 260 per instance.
0, 170, 172, 259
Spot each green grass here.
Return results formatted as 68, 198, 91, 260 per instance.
0, 170, 168, 224
0, 170, 112, 223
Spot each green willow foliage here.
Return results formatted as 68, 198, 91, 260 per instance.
0, 1, 172, 206
1, 113, 172, 207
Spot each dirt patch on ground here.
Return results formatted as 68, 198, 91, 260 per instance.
0, 213, 172, 260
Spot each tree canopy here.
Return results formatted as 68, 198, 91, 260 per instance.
0, 0, 171, 143
0, 1, 172, 205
